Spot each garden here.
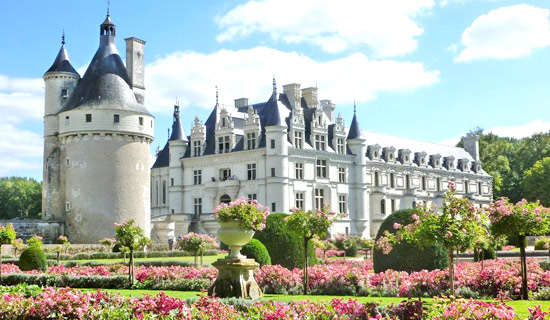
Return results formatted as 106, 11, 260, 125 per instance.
3, 190, 550, 318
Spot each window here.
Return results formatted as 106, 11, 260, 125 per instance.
170, 178, 174, 186
295, 193, 304, 210
406, 174, 410, 189
339, 195, 347, 214
389, 153, 394, 160
66, 158, 70, 166
247, 164, 256, 180
315, 188, 325, 209
271, 202, 276, 212
246, 132, 256, 149
113, 114, 120, 123
220, 168, 231, 180
478, 182, 482, 195
465, 181, 469, 193
295, 163, 304, 180
218, 136, 231, 153
247, 194, 257, 201
171, 209, 174, 214
65, 202, 70, 211
336, 138, 345, 154
270, 139, 275, 149
294, 131, 303, 148
65, 116, 69, 125
374, 171, 379, 187
381, 199, 386, 214
315, 134, 326, 150
193, 170, 202, 185
391, 199, 396, 213
193, 141, 201, 157
316, 159, 327, 178
390, 173, 395, 188
194, 198, 202, 215
85, 114, 92, 122
222, 118, 226, 127
155, 181, 159, 206
61, 89, 68, 98
338, 167, 346, 183
422, 176, 427, 190
139, 117, 144, 125
162, 180, 167, 205
437, 178, 441, 191
271, 167, 276, 177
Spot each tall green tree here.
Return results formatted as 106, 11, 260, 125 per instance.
522, 157, 550, 206
0, 177, 42, 219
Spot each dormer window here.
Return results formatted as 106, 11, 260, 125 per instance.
218, 136, 231, 153
193, 140, 202, 157
315, 134, 326, 151
336, 138, 345, 154
222, 118, 226, 127
405, 156, 409, 162
374, 151, 378, 158
246, 132, 256, 150
389, 153, 393, 160
294, 131, 303, 149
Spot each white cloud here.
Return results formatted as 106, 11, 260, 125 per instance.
216, 0, 434, 57
455, 4, 550, 62
438, 120, 550, 146
0, 75, 44, 123
145, 47, 440, 114
0, 123, 43, 177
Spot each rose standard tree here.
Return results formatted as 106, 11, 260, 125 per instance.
488, 198, 550, 300
0, 224, 16, 283
114, 220, 151, 284
177, 232, 218, 266
285, 205, 342, 295
376, 182, 489, 297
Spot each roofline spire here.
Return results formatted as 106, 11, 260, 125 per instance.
107, 0, 110, 16
272, 75, 277, 94
62, 30, 65, 45
354, 100, 356, 114
215, 85, 219, 105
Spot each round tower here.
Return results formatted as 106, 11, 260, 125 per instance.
42, 33, 80, 222
57, 14, 154, 243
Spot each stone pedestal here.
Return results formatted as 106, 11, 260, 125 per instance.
208, 258, 263, 299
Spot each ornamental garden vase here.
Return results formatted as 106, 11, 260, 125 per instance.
217, 221, 255, 259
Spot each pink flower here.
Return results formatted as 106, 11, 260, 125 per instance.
411, 214, 419, 221
393, 223, 402, 230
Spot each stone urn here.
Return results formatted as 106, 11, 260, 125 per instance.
217, 221, 255, 259
209, 220, 263, 299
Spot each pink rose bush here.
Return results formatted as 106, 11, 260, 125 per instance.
213, 197, 270, 231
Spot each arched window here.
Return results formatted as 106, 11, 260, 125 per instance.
220, 194, 231, 204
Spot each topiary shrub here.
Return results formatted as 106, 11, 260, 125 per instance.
473, 247, 496, 261
254, 213, 317, 269
18, 247, 47, 272
373, 209, 448, 273
345, 239, 358, 257
241, 239, 271, 266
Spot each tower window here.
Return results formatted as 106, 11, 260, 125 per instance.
114, 114, 120, 123
61, 89, 68, 98
65, 116, 69, 125
271, 167, 276, 177
270, 139, 275, 149
66, 158, 70, 166
85, 114, 92, 122
65, 202, 70, 211
139, 117, 144, 125
272, 203, 276, 212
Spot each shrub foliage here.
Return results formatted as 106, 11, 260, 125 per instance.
241, 239, 271, 266
18, 247, 47, 272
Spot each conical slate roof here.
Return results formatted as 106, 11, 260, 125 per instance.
347, 111, 363, 140
169, 105, 187, 141
60, 15, 150, 115
45, 43, 79, 75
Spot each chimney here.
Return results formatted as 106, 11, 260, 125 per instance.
234, 97, 248, 108
320, 99, 335, 122
125, 37, 146, 104
283, 83, 301, 109
463, 132, 480, 161
301, 87, 318, 108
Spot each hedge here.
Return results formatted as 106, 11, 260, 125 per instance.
45, 249, 220, 261
241, 239, 271, 266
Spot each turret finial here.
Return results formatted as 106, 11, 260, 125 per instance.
354, 100, 356, 114
215, 86, 219, 105
107, 0, 110, 16
62, 30, 65, 45
272, 75, 277, 94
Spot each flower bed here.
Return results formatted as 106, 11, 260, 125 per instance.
0, 285, 534, 319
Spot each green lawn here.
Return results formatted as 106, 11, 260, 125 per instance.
75, 254, 226, 265
79, 288, 550, 318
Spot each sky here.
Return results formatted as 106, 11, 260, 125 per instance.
1, 0, 550, 181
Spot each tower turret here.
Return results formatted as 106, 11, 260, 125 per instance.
42, 33, 80, 222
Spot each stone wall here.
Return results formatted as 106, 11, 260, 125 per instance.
0, 220, 63, 244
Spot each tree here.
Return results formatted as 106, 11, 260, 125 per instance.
99, 237, 116, 253
522, 157, 550, 206
488, 198, 550, 299
377, 182, 489, 297
285, 205, 341, 295
0, 224, 16, 283
114, 220, 151, 284
176, 233, 218, 266
57, 235, 71, 255
0, 177, 42, 219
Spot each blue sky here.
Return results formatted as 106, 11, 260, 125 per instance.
1, 0, 550, 181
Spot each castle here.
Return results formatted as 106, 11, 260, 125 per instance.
149, 82, 493, 242
41, 14, 153, 243
39, 14, 493, 243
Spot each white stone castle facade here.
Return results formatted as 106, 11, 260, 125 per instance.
42, 14, 153, 243
150, 81, 493, 242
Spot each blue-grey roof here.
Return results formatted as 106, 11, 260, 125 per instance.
60, 15, 150, 115
45, 44, 79, 76
169, 106, 187, 141
152, 142, 169, 168
347, 112, 363, 140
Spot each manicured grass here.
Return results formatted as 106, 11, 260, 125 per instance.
75, 254, 226, 265
78, 288, 550, 318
